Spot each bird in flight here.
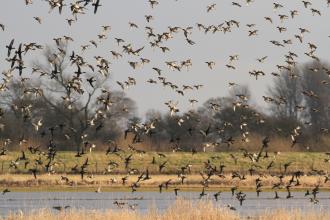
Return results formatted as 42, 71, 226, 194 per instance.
92, 0, 102, 14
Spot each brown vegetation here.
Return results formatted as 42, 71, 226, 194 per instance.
0, 173, 328, 190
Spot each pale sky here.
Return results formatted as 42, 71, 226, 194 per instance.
1, 0, 330, 117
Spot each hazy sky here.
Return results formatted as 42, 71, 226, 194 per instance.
1, 0, 330, 117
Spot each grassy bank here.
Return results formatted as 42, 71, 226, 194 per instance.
1, 173, 329, 191
1, 151, 329, 190
4, 200, 330, 220
0, 151, 329, 175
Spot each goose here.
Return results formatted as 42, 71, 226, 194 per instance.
226, 64, 236, 70
248, 30, 258, 36
205, 61, 215, 69
199, 124, 211, 138
283, 39, 292, 45
92, 0, 101, 14
129, 22, 138, 29
89, 40, 97, 48
148, 0, 159, 8
311, 8, 321, 16
157, 153, 166, 158
2, 188, 10, 195
186, 38, 196, 45
302, 1, 312, 8
147, 79, 157, 84
305, 190, 310, 196
145, 15, 153, 22
33, 17, 42, 24
267, 161, 274, 170
206, 3, 216, 13
124, 154, 133, 168
276, 26, 287, 33
53, 206, 71, 211
229, 55, 239, 62
29, 168, 38, 179
121, 176, 128, 185
87, 77, 96, 88
193, 84, 203, 90
270, 40, 284, 47
286, 187, 293, 199
65, 18, 74, 26
199, 187, 207, 199
110, 50, 122, 59
159, 46, 170, 53
284, 162, 292, 173
278, 14, 288, 23
231, 186, 238, 196
158, 183, 164, 193
114, 38, 125, 45
32, 119, 43, 131
6, 39, 15, 57
273, 2, 284, 10
113, 201, 126, 208
245, 25, 255, 30
159, 161, 168, 172
232, 2, 242, 7
264, 17, 273, 23
174, 188, 180, 196
214, 191, 221, 201
290, 10, 299, 18
236, 192, 246, 206
227, 204, 236, 211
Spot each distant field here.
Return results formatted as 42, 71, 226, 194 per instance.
0, 151, 329, 175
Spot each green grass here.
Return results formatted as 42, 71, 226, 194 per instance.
0, 151, 329, 175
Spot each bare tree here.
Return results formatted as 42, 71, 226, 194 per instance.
29, 42, 136, 151
0, 79, 46, 147
301, 61, 330, 134
267, 68, 303, 121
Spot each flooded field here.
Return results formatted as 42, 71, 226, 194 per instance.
1, 191, 329, 218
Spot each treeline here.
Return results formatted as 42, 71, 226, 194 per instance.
137, 61, 330, 152
0, 44, 329, 152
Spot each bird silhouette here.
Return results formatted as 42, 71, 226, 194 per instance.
53, 206, 71, 211
92, 0, 101, 14
2, 188, 10, 195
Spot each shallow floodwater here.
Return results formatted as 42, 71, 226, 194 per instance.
0, 191, 329, 217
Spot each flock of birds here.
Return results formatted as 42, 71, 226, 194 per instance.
0, 0, 330, 213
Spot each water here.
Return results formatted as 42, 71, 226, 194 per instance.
0, 191, 329, 217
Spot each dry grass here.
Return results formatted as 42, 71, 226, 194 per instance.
0, 173, 329, 190
4, 199, 330, 220
258, 209, 330, 220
